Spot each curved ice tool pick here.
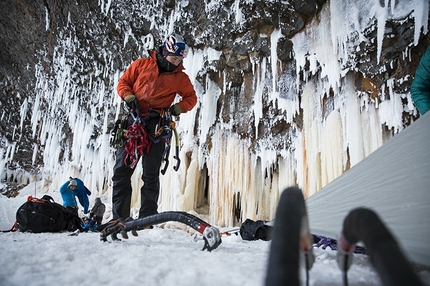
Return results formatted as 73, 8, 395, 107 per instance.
100, 211, 222, 252
160, 113, 181, 175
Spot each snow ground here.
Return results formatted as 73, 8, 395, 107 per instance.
1, 192, 429, 286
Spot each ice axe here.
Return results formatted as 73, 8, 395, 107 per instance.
160, 118, 180, 175
173, 128, 180, 171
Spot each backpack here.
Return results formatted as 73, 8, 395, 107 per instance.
15, 195, 83, 233
239, 219, 273, 241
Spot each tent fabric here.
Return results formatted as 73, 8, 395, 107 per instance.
306, 111, 430, 266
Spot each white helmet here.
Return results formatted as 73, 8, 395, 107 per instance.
163, 34, 188, 58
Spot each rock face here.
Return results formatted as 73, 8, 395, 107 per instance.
0, 0, 428, 224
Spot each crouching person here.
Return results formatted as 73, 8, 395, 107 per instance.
81, 217, 92, 232
89, 197, 106, 231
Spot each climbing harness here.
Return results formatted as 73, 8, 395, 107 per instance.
112, 100, 181, 173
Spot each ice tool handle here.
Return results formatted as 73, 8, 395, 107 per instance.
337, 208, 424, 286
300, 215, 315, 273
265, 187, 315, 286
100, 211, 222, 252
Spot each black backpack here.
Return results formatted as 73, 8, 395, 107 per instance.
239, 219, 273, 241
15, 195, 83, 233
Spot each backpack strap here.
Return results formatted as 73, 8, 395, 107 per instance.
1, 221, 19, 233
40, 195, 55, 203
26, 195, 49, 203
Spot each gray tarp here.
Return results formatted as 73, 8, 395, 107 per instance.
306, 111, 430, 266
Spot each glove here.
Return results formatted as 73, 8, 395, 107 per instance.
124, 94, 137, 109
169, 104, 182, 116
124, 94, 136, 103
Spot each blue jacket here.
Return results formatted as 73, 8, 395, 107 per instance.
73, 178, 92, 214
59, 178, 91, 213
59, 182, 77, 207
411, 46, 430, 115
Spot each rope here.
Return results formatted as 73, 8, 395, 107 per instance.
34, 0, 57, 196
123, 123, 152, 168
122, 110, 177, 170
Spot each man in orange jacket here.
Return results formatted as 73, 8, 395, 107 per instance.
112, 34, 197, 222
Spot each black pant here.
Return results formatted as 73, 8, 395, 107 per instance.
111, 116, 165, 220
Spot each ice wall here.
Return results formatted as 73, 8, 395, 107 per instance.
159, 0, 427, 225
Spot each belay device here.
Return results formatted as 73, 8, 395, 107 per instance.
100, 211, 222, 252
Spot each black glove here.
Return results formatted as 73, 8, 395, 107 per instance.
169, 104, 182, 116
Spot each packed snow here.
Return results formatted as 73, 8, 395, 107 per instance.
1, 185, 430, 285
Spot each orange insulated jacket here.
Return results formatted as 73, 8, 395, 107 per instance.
117, 50, 197, 115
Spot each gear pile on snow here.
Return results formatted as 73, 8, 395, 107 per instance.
5, 195, 83, 233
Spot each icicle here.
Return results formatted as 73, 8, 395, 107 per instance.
233, 0, 242, 24
270, 29, 283, 98
413, 0, 429, 45
253, 57, 265, 138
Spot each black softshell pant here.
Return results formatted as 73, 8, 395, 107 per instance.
112, 115, 165, 220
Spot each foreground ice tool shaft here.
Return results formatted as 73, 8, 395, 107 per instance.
100, 211, 222, 251
337, 208, 423, 286
265, 187, 314, 286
